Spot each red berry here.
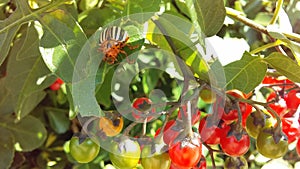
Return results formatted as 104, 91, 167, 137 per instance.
132, 97, 155, 122
155, 120, 179, 145
49, 78, 64, 91
220, 125, 250, 157
198, 115, 222, 145
49, 82, 61, 91
56, 78, 64, 85
169, 133, 202, 168
221, 90, 252, 127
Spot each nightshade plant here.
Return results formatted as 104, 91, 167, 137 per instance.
0, 0, 300, 168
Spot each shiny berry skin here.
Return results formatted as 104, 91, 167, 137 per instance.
256, 128, 288, 159
220, 125, 250, 157
169, 133, 202, 168
49, 78, 64, 91
109, 138, 141, 168
69, 137, 100, 163
221, 90, 252, 127
132, 97, 155, 122
198, 115, 222, 145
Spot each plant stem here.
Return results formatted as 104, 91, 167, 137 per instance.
265, 106, 282, 128
250, 40, 284, 54
235, 101, 242, 124
151, 16, 193, 101
82, 116, 98, 134
186, 101, 193, 137
269, 0, 284, 24
226, 7, 268, 35
156, 114, 170, 142
283, 32, 300, 43
226, 7, 300, 43
234, 96, 270, 107
203, 143, 224, 169
123, 122, 138, 135
142, 118, 147, 136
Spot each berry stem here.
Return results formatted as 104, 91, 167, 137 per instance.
82, 116, 98, 134
141, 117, 147, 136
265, 106, 282, 128
123, 122, 138, 136
186, 101, 193, 137
234, 101, 242, 125
156, 114, 170, 143
203, 143, 224, 169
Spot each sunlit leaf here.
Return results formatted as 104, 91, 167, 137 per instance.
38, 9, 87, 83
0, 24, 55, 119
186, 0, 226, 37
0, 0, 32, 66
224, 52, 267, 93
78, 8, 119, 37
0, 0, 68, 67
123, 0, 160, 23
267, 25, 300, 65
148, 15, 209, 82
263, 52, 300, 82
79, 0, 98, 10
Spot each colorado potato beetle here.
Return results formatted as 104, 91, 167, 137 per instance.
98, 26, 136, 64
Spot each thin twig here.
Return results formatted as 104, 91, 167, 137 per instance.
123, 122, 138, 135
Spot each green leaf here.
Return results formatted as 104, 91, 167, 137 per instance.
0, 127, 15, 169
0, 24, 55, 119
266, 25, 300, 65
174, 0, 191, 18
209, 59, 227, 88
224, 52, 267, 93
78, 8, 119, 37
38, 10, 87, 83
65, 84, 77, 119
123, 0, 160, 23
5, 115, 47, 152
186, 0, 226, 37
142, 69, 162, 95
0, 0, 32, 66
0, 0, 68, 67
79, 0, 98, 10
263, 52, 300, 82
46, 108, 70, 134
95, 67, 115, 108
147, 15, 210, 81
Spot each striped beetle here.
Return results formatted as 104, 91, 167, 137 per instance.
98, 26, 135, 64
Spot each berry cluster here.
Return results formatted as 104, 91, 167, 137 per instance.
69, 76, 300, 168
